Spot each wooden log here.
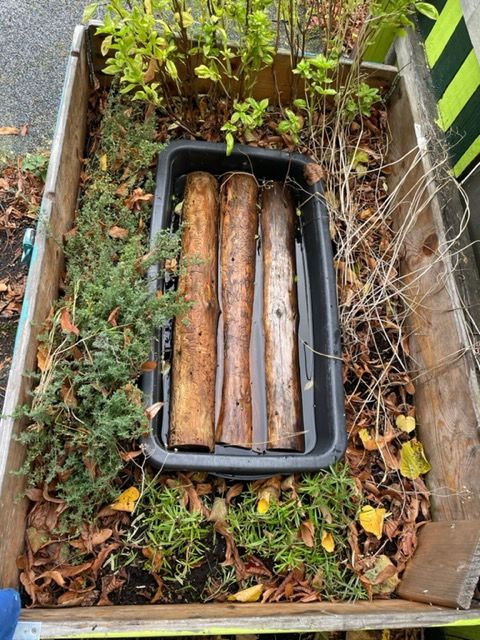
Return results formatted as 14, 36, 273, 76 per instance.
262, 183, 304, 451
169, 172, 219, 451
216, 173, 258, 448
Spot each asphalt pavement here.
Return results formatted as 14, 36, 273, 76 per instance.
0, 0, 89, 159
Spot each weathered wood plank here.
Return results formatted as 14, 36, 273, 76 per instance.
396, 520, 480, 608
387, 35, 480, 522
0, 25, 90, 588
19, 600, 480, 637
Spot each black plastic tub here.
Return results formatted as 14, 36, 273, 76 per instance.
142, 140, 345, 477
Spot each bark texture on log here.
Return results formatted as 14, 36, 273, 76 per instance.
216, 173, 259, 447
169, 172, 219, 451
262, 183, 304, 451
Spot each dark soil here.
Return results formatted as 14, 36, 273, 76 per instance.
108, 533, 227, 606
108, 565, 160, 606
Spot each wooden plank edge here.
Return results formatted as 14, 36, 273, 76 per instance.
43, 25, 86, 200
0, 25, 91, 588
391, 33, 480, 521
396, 520, 480, 609
395, 32, 480, 426
19, 602, 480, 638
0, 26, 86, 493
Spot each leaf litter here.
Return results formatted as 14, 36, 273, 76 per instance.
0, 160, 44, 406
13, 84, 433, 607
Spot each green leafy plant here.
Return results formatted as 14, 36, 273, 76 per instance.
15, 95, 188, 530
91, 1, 181, 107
131, 481, 210, 585
22, 153, 50, 181
85, 0, 276, 109
221, 97, 269, 155
294, 54, 339, 99
277, 108, 303, 144
363, 0, 439, 61
369, 0, 439, 31
344, 82, 381, 120
228, 467, 366, 600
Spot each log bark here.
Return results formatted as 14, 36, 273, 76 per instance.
262, 183, 304, 451
169, 172, 219, 451
216, 173, 259, 448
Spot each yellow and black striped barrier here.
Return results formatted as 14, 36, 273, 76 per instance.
418, 0, 480, 177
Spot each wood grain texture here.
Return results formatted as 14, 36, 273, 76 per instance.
387, 34, 480, 521
19, 600, 480, 637
169, 172, 219, 450
2, 22, 480, 633
396, 520, 480, 609
262, 183, 304, 451
216, 174, 258, 447
0, 25, 90, 589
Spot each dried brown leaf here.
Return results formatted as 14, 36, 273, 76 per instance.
142, 546, 164, 572
60, 307, 80, 336
107, 306, 120, 327
91, 543, 120, 577
141, 360, 158, 372
108, 225, 129, 240
37, 343, 52, 372
226, 483, 244, 504
208, 497, 227, 524
91, 528, 113, 546
36, 570, 65, 587
26, 527, 51, 553
304, 162, 325, 185
299, 520, 315, 548
146, 401, 163, 420
120, 449, 143, 462
0, 127, 20, 136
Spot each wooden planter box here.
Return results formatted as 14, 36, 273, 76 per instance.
2, 25, 480, 638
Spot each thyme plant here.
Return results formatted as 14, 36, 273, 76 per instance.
15, 96, 187, 529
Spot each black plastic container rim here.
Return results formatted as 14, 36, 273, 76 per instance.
142, 140, 346, 476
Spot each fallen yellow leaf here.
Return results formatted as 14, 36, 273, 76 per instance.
227, 583, 264, 603
257, 495, 270, 514
396, 414, 416, 433
400, 439, 431, 479
110, 486, 140, 513
257, 486, 279, 514
321, 531, 335, 553
359, 428, 377, 451
100, 154, 108, 171
359, 505, 387, 540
